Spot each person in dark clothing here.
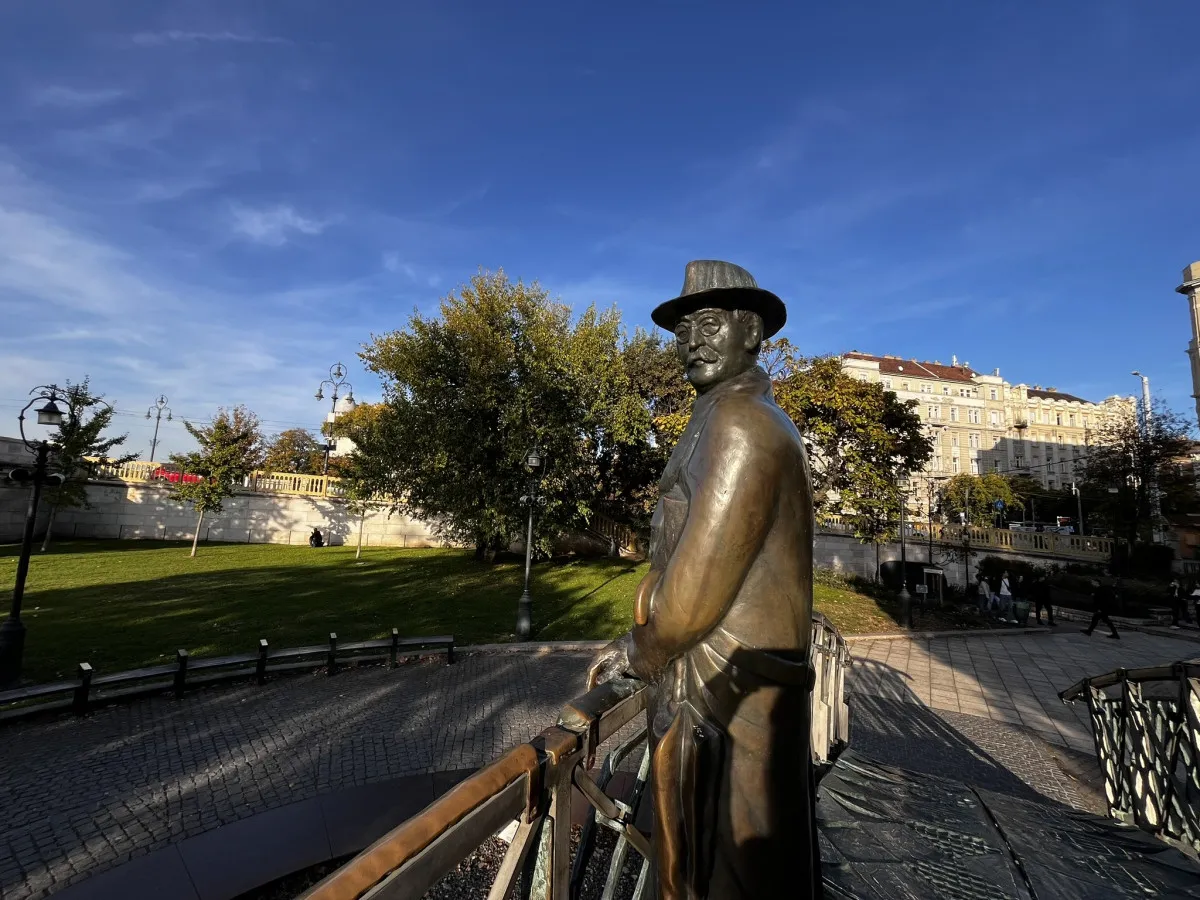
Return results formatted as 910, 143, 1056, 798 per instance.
309, 527, 324, 548
1082, 578, 1120, 639
1032, 572, 1055, 626
1169, 578, 1185, 629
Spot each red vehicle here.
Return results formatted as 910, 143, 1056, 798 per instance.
149, 467, 204, 484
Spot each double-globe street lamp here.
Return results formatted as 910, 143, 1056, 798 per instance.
145, 395, 173, 463
0, 386, 70, 687
515, 446, 545, 640
315, 363, 354, 475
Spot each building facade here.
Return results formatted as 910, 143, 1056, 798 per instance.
842, 352, 1130, 515
1177, 260, 1200, 431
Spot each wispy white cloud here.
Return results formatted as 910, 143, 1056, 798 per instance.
30, 86, 127, 109
231, 204, 330, 246
129, 30, 291, 47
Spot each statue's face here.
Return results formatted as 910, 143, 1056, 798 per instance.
673, 307, 761, 392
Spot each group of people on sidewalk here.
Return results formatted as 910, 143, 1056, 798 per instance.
974, 569, 1055, 626
1167, 577, 1200, 629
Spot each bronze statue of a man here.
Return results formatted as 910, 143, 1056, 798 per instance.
588, 261, 819, 899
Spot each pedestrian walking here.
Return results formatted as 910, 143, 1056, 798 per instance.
1169, 578, 1184, 629
998, 570, 1014, 623
1033, 572, 1055, 626
975, 573, 991, 615
1082, 578, 1120, 640
1189, 580, 1200, 625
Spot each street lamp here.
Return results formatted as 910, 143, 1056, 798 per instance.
0, 386, 69, 687
897, 477, 912, 626
515, 446, 545, 640
315, 363, 354, 476
144, 395, 173, 463
1131, 370, 1164, 542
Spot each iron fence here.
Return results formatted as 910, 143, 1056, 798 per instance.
1061, 661, 1200, 856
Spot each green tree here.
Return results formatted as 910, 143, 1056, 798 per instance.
39, 378, 136, 552
771, 349, 933, 543
938, 473, 1019, 525
1080, 398, 1195, 545
358, 270, 647, 560
169, 406, 265, 557
263, 428, 325, 474
332, 404, 393, 559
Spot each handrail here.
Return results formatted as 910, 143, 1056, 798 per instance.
0, 631, 454, 722
1059, 661, 1200, 855
818, 513, 1112, 562
301, 617, 851, 898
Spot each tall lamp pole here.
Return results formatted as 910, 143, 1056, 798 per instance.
897, 479, 911, 627
0, 387, 68, 687
515, 446, 545, 640
1131, 371, 1163, 542
145, 395, 172, 463
315, 363, 354, 476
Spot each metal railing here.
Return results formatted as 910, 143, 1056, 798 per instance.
1060, 662, 1200, 856
818, 514, 1112, 562
299, 615, 850, 899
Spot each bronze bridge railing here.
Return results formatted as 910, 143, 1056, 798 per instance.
299, 614, 850, 900
1060, 661, 1200, 857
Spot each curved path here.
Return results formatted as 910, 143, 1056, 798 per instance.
2, 630, 1195, 899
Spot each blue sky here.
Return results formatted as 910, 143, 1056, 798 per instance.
1, 1, 1199, 458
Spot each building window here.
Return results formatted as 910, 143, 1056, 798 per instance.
989, 388, 998, 400
942, 386, 949, 395
1056, 413, 1062, 426
1082, 415, 1089, 427
952, 457, 960, 473
951, 434, 959, 448
987, 410, 996, 426
1048, 479, 1056, 490
950, 407, 959, 422
993, 460, 1001, 471
902, 382, 909, 391
969, 432, 980, 448
1069, 413, 1076, 426
970, 459, 979, 474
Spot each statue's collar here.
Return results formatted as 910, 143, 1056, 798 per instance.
694, 366, 771, 414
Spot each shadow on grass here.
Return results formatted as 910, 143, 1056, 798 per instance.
1, 542, 646, 681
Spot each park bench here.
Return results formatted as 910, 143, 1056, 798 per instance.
0, 631, 455, 722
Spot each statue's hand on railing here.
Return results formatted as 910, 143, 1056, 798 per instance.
586, 634, 633, 691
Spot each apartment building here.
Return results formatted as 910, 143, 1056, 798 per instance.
842, 352, 1130, 512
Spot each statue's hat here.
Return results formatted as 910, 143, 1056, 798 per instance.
651, 260, 786, 338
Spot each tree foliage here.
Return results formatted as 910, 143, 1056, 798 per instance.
169, 406, 265, 556
769, 346, 933, 542
357, 270, 648, 558
40, 378, 136, 551
263, 428, 326, 474
1080, 398, 1196, 543
938, 473, 1020, 525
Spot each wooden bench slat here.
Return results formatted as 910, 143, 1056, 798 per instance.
188, 653, 258, 671
92, 665, 176, 686
267, 645, 327, 661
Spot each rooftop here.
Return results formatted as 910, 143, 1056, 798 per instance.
843, 352, 976, 383
1027, 387, 1090, 404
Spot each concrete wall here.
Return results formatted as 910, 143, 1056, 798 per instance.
0, 480, 452, 548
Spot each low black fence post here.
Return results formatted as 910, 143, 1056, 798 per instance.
256, 639, 269, 685
73, 663, 93, 715
174, 650, 188, 699
390, 628, 399, 669
327, 632, 338, 676
447, 637, 455, 665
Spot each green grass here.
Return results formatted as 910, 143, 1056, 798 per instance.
0, 541, 967, 683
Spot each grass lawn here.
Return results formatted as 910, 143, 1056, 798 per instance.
1, 541, 980, 683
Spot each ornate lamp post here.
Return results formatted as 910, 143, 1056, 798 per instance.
315, 363, 354, 476
144, 395, 173, 463
897, 478, 912, 627
0, 386, 69, 687
515, 446, 545, 640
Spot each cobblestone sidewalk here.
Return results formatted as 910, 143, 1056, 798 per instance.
2, 628, 1193, 899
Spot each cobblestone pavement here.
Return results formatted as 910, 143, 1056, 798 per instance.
2, 629, 1195, 899
848, 628, 1199, 755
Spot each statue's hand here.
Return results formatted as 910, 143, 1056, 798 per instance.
586, 635, 632, 691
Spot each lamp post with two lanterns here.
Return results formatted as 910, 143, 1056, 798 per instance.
0, 386, 70, 687
145, 395, 173, 463
515, 446, 545, 640
315, 363, 354, 476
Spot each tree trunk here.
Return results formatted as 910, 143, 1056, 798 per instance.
356, 508, 366, 560
40, 503, 58, 553
874, 541, 880, 583
191, 509, 204, 557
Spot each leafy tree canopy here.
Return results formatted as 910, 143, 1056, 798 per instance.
263, 428, 326, 474
169, 406, 265, 556
938, 473, 1019, 526
357, 270, 648, 558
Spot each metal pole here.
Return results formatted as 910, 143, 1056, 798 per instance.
898, 485, 911, 626
516, 497, 535, 639
927, 479, 935, 564
1074, 482, 1085, 536
0, 442, 48, 686
149, 408, 162, 462
1133, 373, 1164, 542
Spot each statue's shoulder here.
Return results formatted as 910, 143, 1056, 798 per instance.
707, 390, 800, 454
